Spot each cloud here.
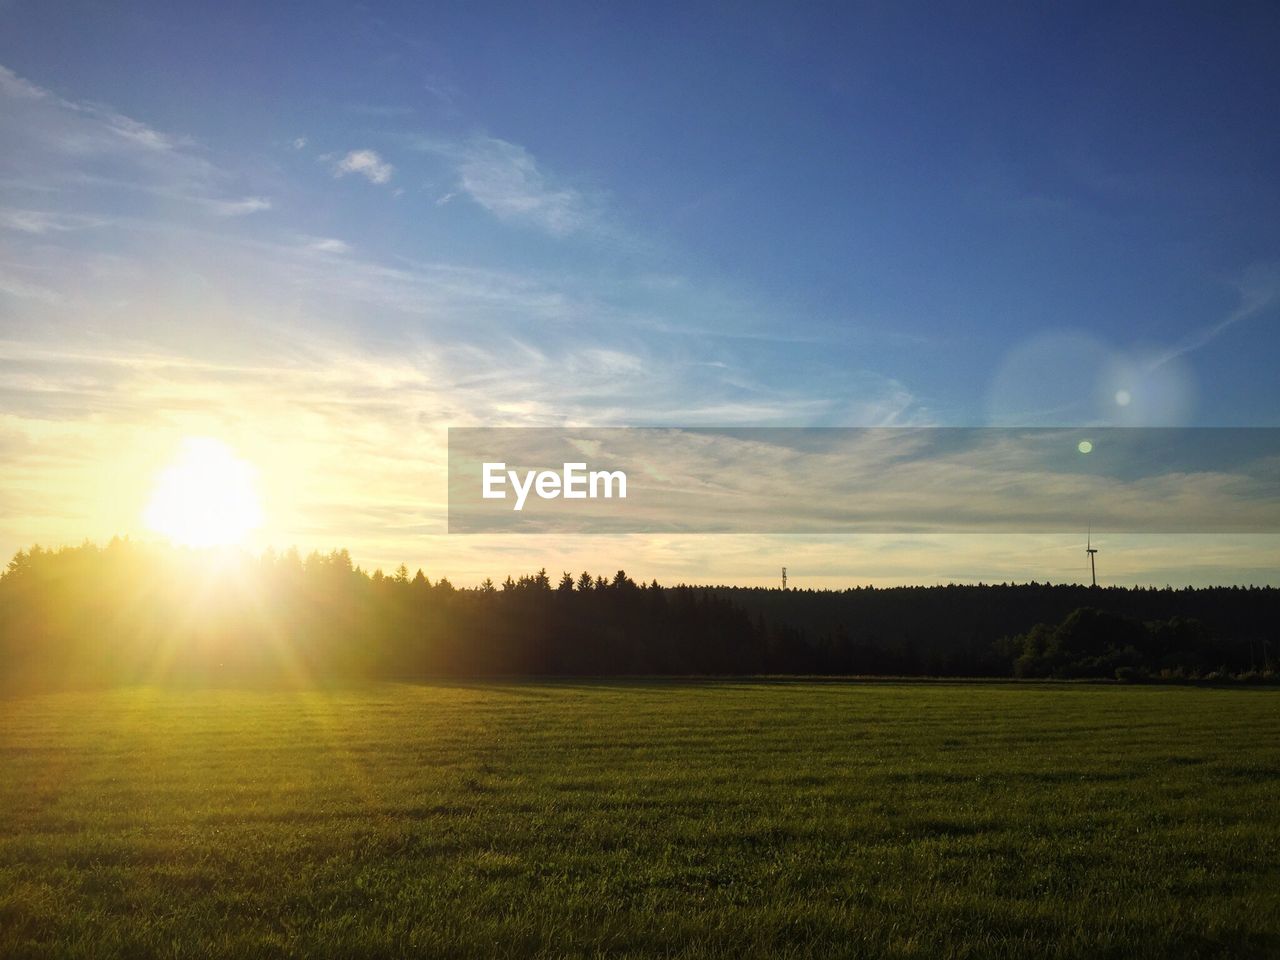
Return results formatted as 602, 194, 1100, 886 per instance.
422, 78, 458, 111
306, 237, 351, 254
333, 149, 394, 185
90, 108, 180, 152
452, 136, 591, 235
1, 63, 185, 156
0, 208, 106, 233
0, 62, 224, 201
202, 196, 272, 217
0, 64, 46, 100
1153, 264, 1280, 368
2, 338, 1275, 585
0, 271, 63, 304
409, 135, 596, 235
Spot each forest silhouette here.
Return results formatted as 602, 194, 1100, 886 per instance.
1, 539, 1276, 690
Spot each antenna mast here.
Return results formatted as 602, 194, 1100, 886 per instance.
781, 566, 787, 591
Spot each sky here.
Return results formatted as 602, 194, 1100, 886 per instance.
1, 1, 1278, 586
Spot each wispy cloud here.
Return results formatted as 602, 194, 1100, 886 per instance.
0, 64, 48, 101
1153, 264, 1280, 368
333, 148, 394, 185
0, 270, 63, 304
88, 107, 181, 152
422, 78, 458, 112
411, 135, 596, 236
455, 136, 592, 235
0, 63, 227, 204
1, 64, 190, 160
0, 208, 106, 233
305, 236, 351, 254
0, 61, 920, 436
201, 196, 272, 217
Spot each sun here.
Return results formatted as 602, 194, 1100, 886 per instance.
144, 437, 263, 548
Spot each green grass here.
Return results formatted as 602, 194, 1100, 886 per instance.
1, 682, 1278, 959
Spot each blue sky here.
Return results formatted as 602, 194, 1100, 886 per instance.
1, 2, 1278, 582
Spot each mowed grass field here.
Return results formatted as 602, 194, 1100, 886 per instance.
2, 682, 1278, 959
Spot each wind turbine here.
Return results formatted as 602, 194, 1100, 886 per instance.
1086, 527, 1098, 588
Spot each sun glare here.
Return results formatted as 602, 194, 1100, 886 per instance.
144, 437, 263, 548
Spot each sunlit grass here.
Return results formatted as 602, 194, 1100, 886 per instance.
1, 682, 1278, 958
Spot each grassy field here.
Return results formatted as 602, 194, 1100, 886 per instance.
1, 682, 1278, 959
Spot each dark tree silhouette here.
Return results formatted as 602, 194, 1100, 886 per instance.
0, 540, 1275, 691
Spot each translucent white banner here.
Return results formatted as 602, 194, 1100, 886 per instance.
447, 428, 1280, 533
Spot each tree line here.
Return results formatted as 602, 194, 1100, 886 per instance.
1, 539, 1275, 690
